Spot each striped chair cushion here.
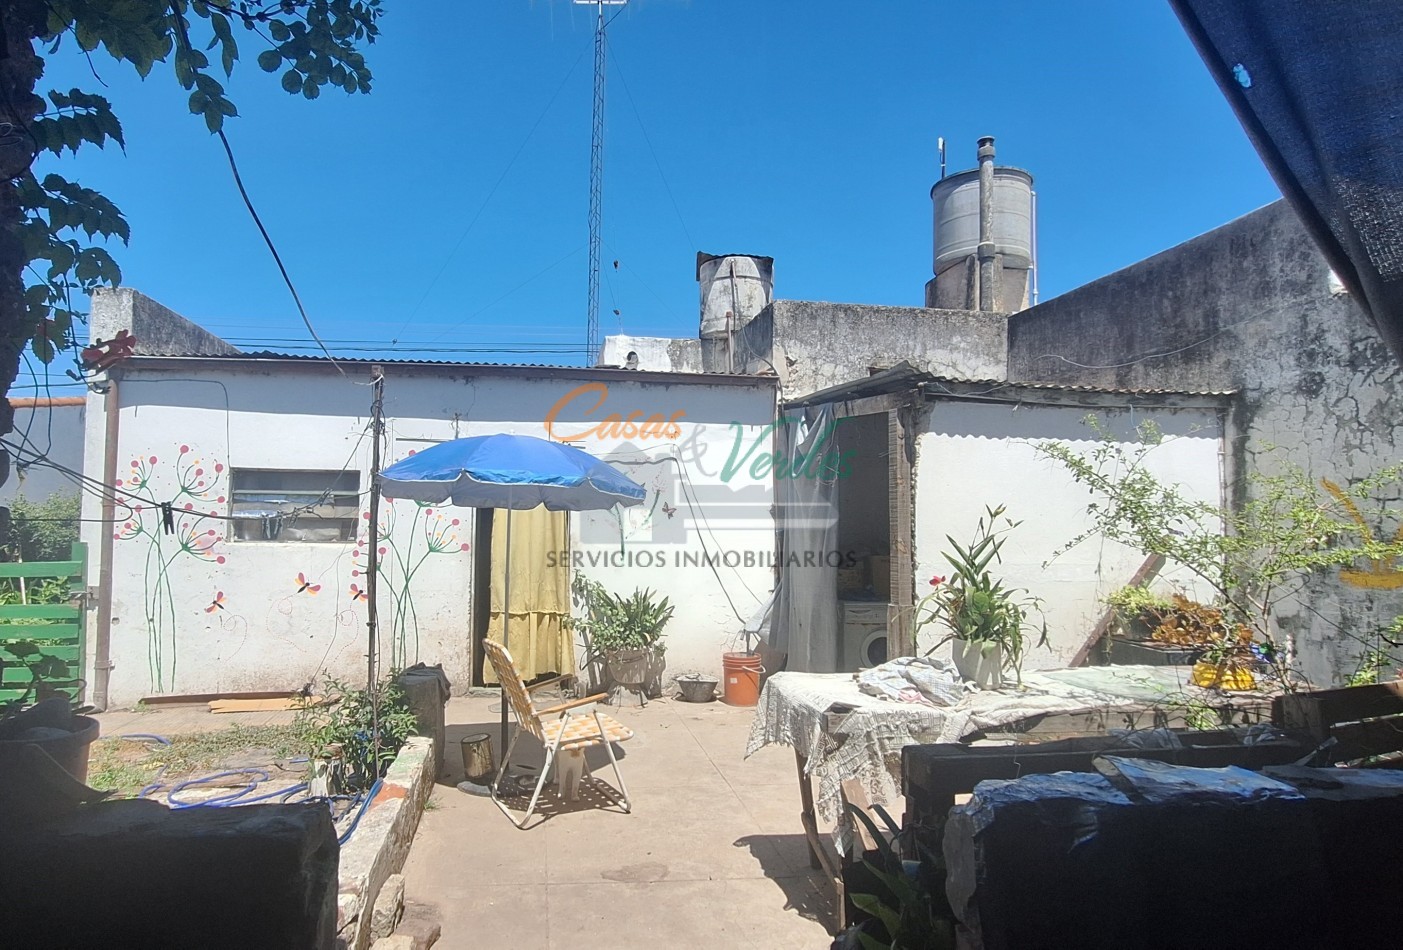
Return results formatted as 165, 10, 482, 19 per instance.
541, 711, 634, 752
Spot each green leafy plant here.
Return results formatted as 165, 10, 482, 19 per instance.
914, 505, 1046, 682
569, 575, 674, 657
1104, 584, 1173, 634
0, 640, 74, 715
5, 493, 80, 564
0, 564, 81, 714
1039, 417, 1403, 683
294, 675, 418, 791
6, 2, 384, 375
841, 802, 955, 950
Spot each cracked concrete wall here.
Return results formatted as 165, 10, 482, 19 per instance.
91, 287, 241, 356
737, 299, 1008, 399
1008, 199, 1403, 685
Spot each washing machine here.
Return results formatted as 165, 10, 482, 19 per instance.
839, 601, 890, 671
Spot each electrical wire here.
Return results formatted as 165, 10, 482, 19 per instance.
606, 37, 696, 252
167, 12, 345, 377
390, 45, 589, 344
423, 243, 587, 346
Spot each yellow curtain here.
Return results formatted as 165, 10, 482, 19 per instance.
484, 507, 572, 683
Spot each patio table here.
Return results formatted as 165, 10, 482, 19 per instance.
743, 669, 1155, 835
745, 666, 1280, 930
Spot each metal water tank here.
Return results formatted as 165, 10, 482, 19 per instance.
697, 252, 774, 340
930, 166, 1034, 274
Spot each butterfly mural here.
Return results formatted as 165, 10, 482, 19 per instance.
350, 583, 367, 602
295, 572, 322, 595
204, 591, 226, 613
661, 502, 677, 519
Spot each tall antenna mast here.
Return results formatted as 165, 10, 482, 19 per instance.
576, 0, 626, 366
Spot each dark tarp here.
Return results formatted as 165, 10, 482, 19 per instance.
1170, 0, 1403, 361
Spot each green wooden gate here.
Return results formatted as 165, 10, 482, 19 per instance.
0, 542, 87, 705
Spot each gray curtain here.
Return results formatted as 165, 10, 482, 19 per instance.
769, 404, 841, 672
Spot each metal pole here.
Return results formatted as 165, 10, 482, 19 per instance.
500, 506, 513, 755
366, 367, 386, 768
976, 135, 997, 312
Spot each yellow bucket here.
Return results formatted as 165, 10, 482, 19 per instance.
1191, 660, 1256, 691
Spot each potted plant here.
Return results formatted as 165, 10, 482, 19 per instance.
1146, 594, 1263, 691
569, 576, 674, 695
915, 505, 1046, 689
0, 638, 100, 785
1104, 584, 1173, 640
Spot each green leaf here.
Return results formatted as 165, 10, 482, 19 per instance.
257, 49, 283, 72
281, 69, 302, 93
203, 104, 224, 133
302, 77, 321, 100
269, 19, 291, 41
856, 931, 890, 950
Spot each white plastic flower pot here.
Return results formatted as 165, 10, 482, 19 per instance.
952, 640, 1003, 690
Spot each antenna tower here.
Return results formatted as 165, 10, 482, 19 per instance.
576, 0, 626, 365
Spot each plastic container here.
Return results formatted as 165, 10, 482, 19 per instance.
722, 652, 763, 706
1191, 660, 1257, 691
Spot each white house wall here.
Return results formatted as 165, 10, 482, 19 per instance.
383, 371, 778, 684
82, 364, 776, 706
912, 401, 1224, 670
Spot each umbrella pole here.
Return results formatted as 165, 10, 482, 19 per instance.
500, 507, 512, 755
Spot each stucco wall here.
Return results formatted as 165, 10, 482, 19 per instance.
913, 401, 1224, 671
597, 335, 703, 373
91, 287, 241, 357
737, 300, 1008, 400
83, 363, 776, 705
1007, 200, 1403, 684
3, 401, 84, 503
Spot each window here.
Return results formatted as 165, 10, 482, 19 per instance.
229, 469, 361, 543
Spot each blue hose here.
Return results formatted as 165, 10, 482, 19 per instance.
119, 736, 381, 845
166, 770, 314, 809
117, 733, 172, 745
338, 778, 382, 846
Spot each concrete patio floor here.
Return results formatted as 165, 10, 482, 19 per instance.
404, 693, 836, 949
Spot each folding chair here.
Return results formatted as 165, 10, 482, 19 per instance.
482, 638, 633, 828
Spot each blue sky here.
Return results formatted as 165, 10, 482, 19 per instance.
27, 0, 1279, 389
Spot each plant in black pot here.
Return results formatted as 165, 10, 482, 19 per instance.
569, 575, 673, 698
0, 639, 104, 821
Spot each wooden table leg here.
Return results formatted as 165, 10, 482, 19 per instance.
795, 749, 823, 870
795, 748, 845, 931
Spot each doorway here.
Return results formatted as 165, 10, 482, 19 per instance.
834, 413, 895, 671
470, 507, 572, 686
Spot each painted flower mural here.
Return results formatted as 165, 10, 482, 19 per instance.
113, 444, 227, 692
352, 499, 470, 669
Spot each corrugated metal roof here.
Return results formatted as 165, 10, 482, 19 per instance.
234, 349, 585, 370
784, 362, 1235, 407
120, 351, 778, 386
925, 376, 1237, 397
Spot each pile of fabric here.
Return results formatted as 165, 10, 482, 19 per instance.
854, 656, 973, 707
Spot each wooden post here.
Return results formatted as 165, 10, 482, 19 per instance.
1069, 553, 1165, 667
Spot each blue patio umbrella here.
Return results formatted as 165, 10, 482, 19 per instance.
377, 433, 647, 755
